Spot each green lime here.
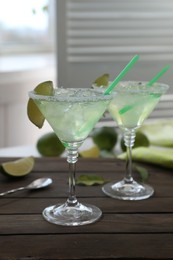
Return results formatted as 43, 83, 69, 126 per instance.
93, 73, 110, 87
120, 131, 150, 152
27, 81, 54, 128
92, 126, 118, 151
37, 132, 65, 157
1, 156, 35, 178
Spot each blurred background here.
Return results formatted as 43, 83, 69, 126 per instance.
0, 0, 173, 148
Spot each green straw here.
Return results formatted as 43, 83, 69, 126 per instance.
104, 54, 139, 95
147, 64, 170, 87
119, 64, 170, 115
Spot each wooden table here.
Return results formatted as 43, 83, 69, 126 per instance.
0, 157, 173, 259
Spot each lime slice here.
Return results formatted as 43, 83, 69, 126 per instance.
34, 81, 54, 96
93, 73, 110, 87
1, 156, 35, 177
79, 146, 100, 158
27, 81, 54, 128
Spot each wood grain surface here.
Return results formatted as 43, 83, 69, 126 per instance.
0, 157, 173, 259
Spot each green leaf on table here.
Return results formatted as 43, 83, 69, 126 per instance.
134, 164, 149, 183
76, 174, 109, 186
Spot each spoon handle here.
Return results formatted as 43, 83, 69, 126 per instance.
0, 186, 25, 196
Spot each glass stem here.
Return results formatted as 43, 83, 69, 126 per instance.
66, 143, 81, 207
123, 129, 136, 184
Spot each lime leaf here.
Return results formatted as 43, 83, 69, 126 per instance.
76, 174, 109, 186
93, 73, 110, 87
1, 156, 35, 178
134, 164, 149, 183
42, 5, 48, 12
27, 81, 54, 128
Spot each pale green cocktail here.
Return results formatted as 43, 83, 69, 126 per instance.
109, 81, 166, 129
29, 87, 114, 226
102, 81, 169, 200
33, 88, 111, 145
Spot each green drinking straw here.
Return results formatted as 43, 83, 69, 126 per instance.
119, 64, 171, 115
147, 64, 170, 87
104, 54, 139, 95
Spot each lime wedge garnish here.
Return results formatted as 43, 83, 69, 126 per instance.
79, 145, 100, 158
27, 81, 54, 128
1, 156, 35, 177
34, 80, 54, 95
93, 73, 110, 87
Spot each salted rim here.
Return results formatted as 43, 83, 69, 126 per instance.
29, 88, 115, 102
92, 81, 169, 94
111, 81, 169, 94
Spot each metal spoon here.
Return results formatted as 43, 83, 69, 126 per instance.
0, 178, 53, 196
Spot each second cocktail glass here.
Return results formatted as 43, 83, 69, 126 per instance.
29, 87, 114, 226
102, 81, 169, 200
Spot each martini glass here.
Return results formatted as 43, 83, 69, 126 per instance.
102, 81, 169, 200
29, 88, 114, 226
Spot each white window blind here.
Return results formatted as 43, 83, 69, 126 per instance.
56, 0, 173, 98
66, 0, 173, 62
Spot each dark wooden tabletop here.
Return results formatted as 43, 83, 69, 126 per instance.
0, 157, 173, 260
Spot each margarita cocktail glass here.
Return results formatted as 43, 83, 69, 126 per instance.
29, 88, 114, 226
102, 81, 169, 200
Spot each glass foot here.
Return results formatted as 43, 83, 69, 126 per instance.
102, 179, 154, 200
42, 202, 102, 226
